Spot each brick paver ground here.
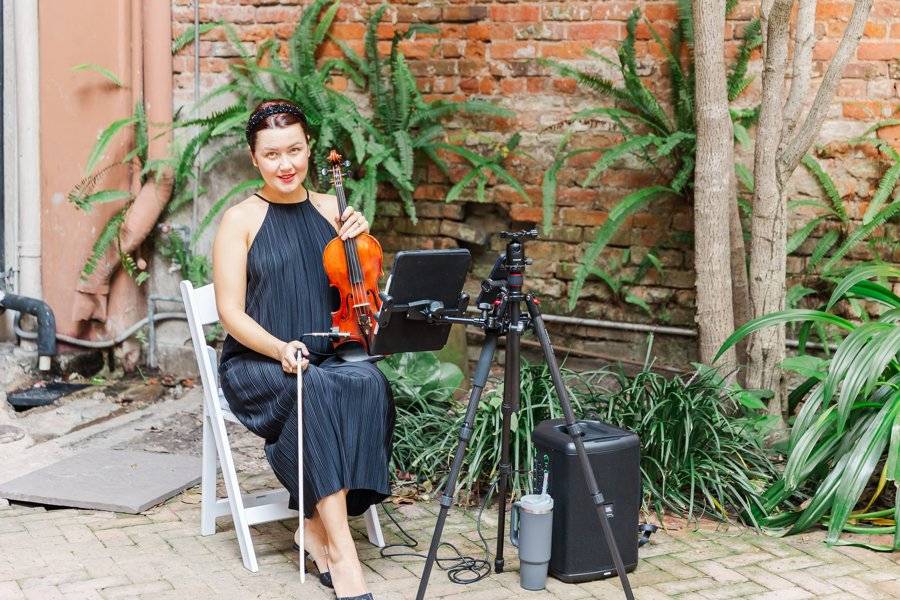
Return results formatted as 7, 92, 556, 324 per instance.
1, 489, 898, 600
1, 387, 898, 599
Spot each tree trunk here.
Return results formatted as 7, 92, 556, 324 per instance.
748, 0, 793, 418
747, 0, 873, 421
729, 168, 751, 377
692, 0, 736, 371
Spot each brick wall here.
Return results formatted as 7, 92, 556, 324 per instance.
171, 0, 900, 368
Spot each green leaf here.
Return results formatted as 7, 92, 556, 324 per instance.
582, 136, 659, 187
827, 263, 900, 309
714, 309, 855, 362
863, 162, 900, 224
787, 217, 826, 254
827, 396, 899, 543
806, 229, 839, 273
735, 164, 754, 193
568, 186, 671, 310
71, 189, 132, 212
171, 21, 224, 55
84, 116, 138, 175
823, 201, 900, 273
71, 63, 123, 87
802, 155, 848, 223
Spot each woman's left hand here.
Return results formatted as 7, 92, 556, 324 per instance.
337, 206, 369, 240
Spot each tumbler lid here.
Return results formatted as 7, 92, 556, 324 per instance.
517, 493, 553, 514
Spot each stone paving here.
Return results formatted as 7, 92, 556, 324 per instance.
1, 387, 899, 599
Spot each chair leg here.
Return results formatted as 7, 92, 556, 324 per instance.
364, 504, 385, 548
200, 414, 218, 536
208, 403, 259, 572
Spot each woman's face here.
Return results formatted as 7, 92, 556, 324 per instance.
251, 123, 310, 196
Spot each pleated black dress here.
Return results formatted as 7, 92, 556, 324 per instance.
218, 194, 395, 519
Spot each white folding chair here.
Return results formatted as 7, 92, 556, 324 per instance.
180, 280, 385, 573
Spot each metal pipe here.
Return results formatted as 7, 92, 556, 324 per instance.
0, 290, 56, 369
465, 306, 824, 350
14, 310, 186, 349
13, 0, 41, 301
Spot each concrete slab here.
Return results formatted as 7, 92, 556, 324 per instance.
0, 448, 201, 513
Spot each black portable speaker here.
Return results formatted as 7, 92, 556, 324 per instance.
532, 419, 640, 583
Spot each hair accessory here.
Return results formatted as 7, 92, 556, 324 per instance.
246, 103, 306, 146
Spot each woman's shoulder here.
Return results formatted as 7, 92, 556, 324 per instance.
217, 195, 268, 237
310, 190, 337, 204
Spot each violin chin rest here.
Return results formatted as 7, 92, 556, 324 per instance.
335, 342, 383, 363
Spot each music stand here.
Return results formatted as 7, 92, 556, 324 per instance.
369, 249, 471, 355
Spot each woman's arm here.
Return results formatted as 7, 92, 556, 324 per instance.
212, 206, 308, 370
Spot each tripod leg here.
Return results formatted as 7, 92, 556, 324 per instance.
415, 334, 499, 600
494, 301, 520, 573
525, 296, 635, 600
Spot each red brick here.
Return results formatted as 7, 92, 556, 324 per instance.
490, 5, 541, 22
645, 4, 679, 20
331, 23, 367, 40
560, 208, 608, 226
816, 1, 854, 19
468, 23, 514, 41
837, 79, 867, 97
526, 77, 546, 93
843, 100, 884, 120
490, 42, 537, 60
540, 41, 593, 59
857, 42, 900, 60
569, 22, 622, 41
500, 78, 525, 94
442, 6, 488, 23
255, 6, 297, 23
510, 205, 543, 223
813, 40, 839, 60
552, 77, 578, 94
398, 39, 437, 60
863, 21, 887, 37
395, 6, 441, 23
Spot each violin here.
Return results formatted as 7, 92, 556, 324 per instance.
321, 149, 384, 359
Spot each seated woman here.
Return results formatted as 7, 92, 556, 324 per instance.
213, 98, 394, 600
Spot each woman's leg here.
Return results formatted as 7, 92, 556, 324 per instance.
317, 489, 368, 597
296, 508, 329, 573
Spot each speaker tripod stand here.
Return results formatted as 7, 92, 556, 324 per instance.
413, 230, 634, 600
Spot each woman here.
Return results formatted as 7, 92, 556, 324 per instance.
213, 99, 394, 600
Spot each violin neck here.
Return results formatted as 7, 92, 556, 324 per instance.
332, 164, 363, 283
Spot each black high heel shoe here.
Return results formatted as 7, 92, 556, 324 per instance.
292, 543, 334, 589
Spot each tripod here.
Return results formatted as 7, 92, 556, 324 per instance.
413, 230, 634, 600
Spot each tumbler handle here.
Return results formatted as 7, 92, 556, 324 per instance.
509, 502, 520, 547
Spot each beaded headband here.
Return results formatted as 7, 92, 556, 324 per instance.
245, 103, 307, 146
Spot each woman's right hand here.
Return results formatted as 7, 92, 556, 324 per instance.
279, 340, 309, 374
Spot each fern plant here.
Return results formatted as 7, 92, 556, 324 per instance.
788, 133, 900, 277
333, 4, 521, 221
541, 3, 761, 310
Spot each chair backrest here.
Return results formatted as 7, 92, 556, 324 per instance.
180, 280, 222, 411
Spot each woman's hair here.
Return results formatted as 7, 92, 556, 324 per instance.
245, 98, 310, 152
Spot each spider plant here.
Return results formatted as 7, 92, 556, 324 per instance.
585, 358, 776, 523
716, 263, 900, 549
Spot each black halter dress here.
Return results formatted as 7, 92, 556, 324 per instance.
218, 192, 395, 519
